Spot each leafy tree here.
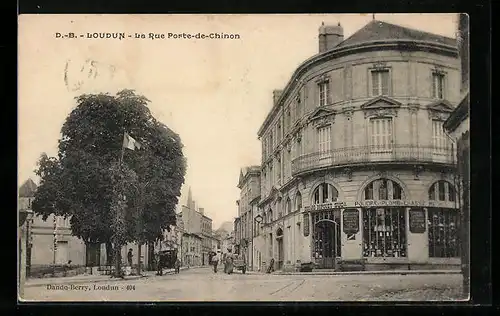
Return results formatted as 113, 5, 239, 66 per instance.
32, 90, 186, 273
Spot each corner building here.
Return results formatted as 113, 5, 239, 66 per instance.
256, 20, 461, 271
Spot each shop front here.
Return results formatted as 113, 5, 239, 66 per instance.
304, 178, 460, 269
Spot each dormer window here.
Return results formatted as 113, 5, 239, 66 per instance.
371, 69, 390, 96
432, 72, 446, 99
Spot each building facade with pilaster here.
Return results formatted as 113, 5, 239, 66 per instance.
256, 20, 461, 271
235, 166, 261, 269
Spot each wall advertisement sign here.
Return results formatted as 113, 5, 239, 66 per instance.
409, 208, 426, 233
342, 209, 360, 234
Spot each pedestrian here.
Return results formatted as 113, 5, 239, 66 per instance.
212, 251, 221, 273
175, 258, 181, 274
266, 258, 275, 274
225, 248, 234, 274
127, 248, 134, 267
156, 252, 163, 276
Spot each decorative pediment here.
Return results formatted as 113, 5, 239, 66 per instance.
426, 100, 454, 121
361, 96, 402, 118
426, 100, 454, 112
341, 106, 355, 118
308, 106, 336, 127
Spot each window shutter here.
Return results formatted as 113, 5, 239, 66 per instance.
327, 80, 332, 104
371, 71, 379, 96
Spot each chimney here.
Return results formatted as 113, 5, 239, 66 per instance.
319, 22, 344, 53
199, 207, 204, 215
272, 89, 283, 106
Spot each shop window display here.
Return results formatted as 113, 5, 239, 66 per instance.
428, 208, 460, 258
363, 208, 406, 257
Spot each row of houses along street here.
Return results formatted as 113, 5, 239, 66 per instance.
18, 182, 235, 278
233, 18, 469, 277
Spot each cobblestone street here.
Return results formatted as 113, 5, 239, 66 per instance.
23, 267, 465, 302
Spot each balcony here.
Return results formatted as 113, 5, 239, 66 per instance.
291, 144, 455, 176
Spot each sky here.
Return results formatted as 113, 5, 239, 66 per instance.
18, 13, 458, 229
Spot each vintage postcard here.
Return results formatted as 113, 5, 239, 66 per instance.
18, 13, 470, 302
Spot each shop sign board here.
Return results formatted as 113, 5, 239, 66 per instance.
304, 200, 453, 211
409, 208, 426, 233
342, 209, 359, 234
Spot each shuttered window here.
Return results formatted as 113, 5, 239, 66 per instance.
371, 70, 389, 96
432, 120, 448, 154
318, 125, 332, 158
370, 118, 393, 152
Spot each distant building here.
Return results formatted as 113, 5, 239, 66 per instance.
180, 187, 214, 266
18, 179, 87, 274
182, 232, 202, 266
235, 166, 261, 270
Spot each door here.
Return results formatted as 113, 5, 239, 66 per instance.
277, 237, 284, 270
86, 243, 101, 267
313, 220, 339, 269
55, 241, 69, 264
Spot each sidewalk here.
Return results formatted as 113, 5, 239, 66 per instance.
25, 266, 202, 288
273, 269, 461, 276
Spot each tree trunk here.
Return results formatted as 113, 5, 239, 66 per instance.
114, 244, 124, 278
105, 241, 113, 265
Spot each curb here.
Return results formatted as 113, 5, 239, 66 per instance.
274, 270, 461, 276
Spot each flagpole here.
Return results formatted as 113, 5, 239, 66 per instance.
119, 132, 126, 170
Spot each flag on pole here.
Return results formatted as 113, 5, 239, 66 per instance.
123, 132, 141, 150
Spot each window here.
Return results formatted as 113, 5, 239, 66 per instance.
371, 69, 390, 96
318, 81, 330, 106
369, 118, 393, 153
296, 137, 302, 158
313, 183, 338, 204
286, 110, 291, 132
364, 179, 403, 201
428, 208, 460, 257
363, 208, 406, 257
286, 198, 292, 214
295, 93, 302, 120
432, 72, 445, 99
295, 192, 302, 211
432, 120, 448, 154
276, 158, 281, 185
428, 181, 456, 202
318, 125, 332, 158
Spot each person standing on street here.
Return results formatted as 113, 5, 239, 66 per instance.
212, 251, 221, 273
225, 248, 234, 274
127, 249, 134, 267
175, 258, 181, 274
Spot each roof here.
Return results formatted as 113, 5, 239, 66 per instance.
444, 92, 469, 132
238, 165, 261, 188
336, 20, 456, 48
19, 178, 37, 198
257, 20, 457, 137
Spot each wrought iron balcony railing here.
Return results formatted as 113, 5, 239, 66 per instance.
291, 144, 455, 176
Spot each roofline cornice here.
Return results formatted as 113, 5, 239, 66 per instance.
257, 40, 458, 136
238, 170, 261, 189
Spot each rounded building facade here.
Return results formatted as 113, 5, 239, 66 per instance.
255, 20, 461, 271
